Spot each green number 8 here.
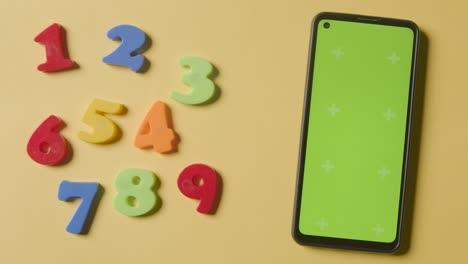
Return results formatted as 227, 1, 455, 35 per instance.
114, 168, 159, 216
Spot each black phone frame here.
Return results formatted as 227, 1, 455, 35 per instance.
292, 12, 420, 253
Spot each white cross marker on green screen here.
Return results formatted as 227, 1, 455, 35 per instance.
372, 224, 385, 236
317, 218, 329, 230
328, 104, 340, 116
321, 160, 334, 173
332, 48, 344, 59
378, 167, 391, 179
387, 52, 400, 64
384, 108, 395, 121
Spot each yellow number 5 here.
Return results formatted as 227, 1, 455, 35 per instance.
170, 56, 217, 105
78, 98, 125, 144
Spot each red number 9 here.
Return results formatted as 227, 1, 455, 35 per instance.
177, 163, 221, 214
27, 115, 69, 166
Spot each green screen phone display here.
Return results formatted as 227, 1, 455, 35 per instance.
297, 19, 416, 244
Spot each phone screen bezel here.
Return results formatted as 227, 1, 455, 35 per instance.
292, 12, 420, 253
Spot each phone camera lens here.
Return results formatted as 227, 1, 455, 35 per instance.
324, 22, 330, 29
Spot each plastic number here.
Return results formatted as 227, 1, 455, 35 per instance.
58, 181, 101, 234
177, 163, 220, 214
34, 23, 76, 72
114, 168, 159, 216
170, 56, 216, 105
27, 115, 68, 166
78, 98, 125, 144
102, 25, 147, 72
134, 101, 178, 154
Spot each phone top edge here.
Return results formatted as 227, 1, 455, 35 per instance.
312, 12, 420, 35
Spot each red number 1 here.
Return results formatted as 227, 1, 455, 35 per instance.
34, 23, 76, 72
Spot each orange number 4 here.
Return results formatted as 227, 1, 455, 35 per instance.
134, 101, 178, 154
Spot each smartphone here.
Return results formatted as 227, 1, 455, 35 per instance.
292, 12, 419, 253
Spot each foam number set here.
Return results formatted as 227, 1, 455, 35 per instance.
27, 23, 222, 234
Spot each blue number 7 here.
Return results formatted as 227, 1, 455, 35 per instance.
58, 181, 101, 234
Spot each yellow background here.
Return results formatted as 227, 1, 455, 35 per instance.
0, 0, 466, 263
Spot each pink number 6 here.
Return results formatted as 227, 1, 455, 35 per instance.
27, 115, 69, 166
177, 163, 221, 214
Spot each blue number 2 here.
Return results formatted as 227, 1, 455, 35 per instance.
102, 25, 147, 72
58, 181, 101, 234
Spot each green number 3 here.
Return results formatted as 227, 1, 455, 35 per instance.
170, 56, 216, 105
114, 168, 159, 216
